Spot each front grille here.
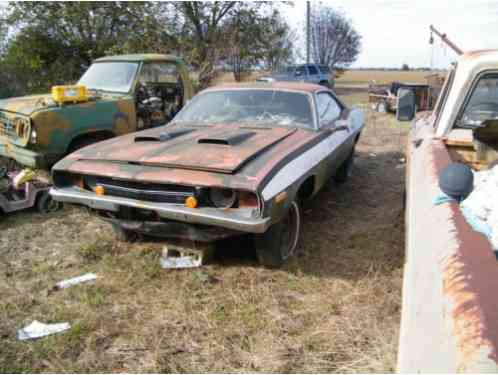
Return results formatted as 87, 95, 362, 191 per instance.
0, 115, 16, 138
92, 177, 197, 204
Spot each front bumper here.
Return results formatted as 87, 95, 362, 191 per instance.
50, 186, 271, 234
0, 140, 47, 168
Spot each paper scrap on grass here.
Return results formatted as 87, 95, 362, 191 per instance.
55, 273, 97, 289
18, 320, 70, 341
160, 255, 202, 269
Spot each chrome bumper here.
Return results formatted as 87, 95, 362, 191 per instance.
50, 186, 271, 234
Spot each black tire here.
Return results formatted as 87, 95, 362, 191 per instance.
112, 224, 138, 243
68, 136, 98, 154
334, 148, 355, 183
36, 191, 63, 214
319, 80, 330, 88
255, 200, 301, 268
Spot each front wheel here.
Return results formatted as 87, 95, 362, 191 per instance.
112, 224, 138, 243
255, 200, 301, 268
36, 191, 63, 214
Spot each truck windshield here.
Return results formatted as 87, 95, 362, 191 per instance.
174, 89, 314, 129
78, 62, 139, 93
459, 73, 498, 128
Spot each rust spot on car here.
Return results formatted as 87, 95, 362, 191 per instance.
430, 139, 498, 369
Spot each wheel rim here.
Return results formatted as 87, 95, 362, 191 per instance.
280, 201, 300, 260
44, 197, 60, 213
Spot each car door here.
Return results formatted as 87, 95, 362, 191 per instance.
316, 91, 350, 177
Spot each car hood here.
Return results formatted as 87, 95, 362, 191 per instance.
73, 124, 297, 174
0, 92, 121, 116
0, 94, 58, 116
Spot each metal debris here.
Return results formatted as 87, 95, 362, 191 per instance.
18, 320, 70, 341
55, 273, 97, 290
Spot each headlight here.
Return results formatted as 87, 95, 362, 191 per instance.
15, 117, 31, 139
209, 188, 237, 209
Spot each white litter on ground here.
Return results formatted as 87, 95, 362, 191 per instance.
461, 165, 498, 249
55, 273, 97, 290
160, 254, 203, 269
18, 320, 71, 341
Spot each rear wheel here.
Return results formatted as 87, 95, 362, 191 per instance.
255, 200, 301, 268
334, 148, 355, 183
319, 80, 330, 88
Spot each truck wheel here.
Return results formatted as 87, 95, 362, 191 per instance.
319, 80, 330, 88
112, 224, 138, 243
68, 136, 98, 153
377, 101, 388, 113
334, 148, 355, 183
255, 200, 301, 268
36, 191, 62, 214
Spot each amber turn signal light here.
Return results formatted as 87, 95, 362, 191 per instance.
95, 185, 105, 196
185, 196, 198, 208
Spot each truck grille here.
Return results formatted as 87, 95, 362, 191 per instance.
92, 177, 197, 204
0, 114, 16, 138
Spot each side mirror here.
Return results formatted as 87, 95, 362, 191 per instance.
396, 88, 416, 121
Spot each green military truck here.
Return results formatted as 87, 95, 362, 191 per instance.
0, 54, 194, 169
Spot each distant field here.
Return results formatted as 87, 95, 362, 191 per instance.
336, 70, 439, 86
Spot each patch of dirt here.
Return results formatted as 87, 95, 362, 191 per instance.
0, 89, 408, 373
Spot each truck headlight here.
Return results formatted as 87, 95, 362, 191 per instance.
15, 117, 31, 139
209, 188, 237, 209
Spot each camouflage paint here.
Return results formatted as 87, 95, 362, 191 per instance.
0, 54, 193, 169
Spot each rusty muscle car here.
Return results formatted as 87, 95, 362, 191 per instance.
398, 50, 498, 372
50, 82, 364, 267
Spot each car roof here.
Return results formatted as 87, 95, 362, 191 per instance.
94, 54, 182, 63
203, 81, 326, 94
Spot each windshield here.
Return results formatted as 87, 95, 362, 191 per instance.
174, 89, 314, 129
78, 62, 139, 93
459, 73, 498, 128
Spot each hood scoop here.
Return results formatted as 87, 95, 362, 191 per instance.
198, 130, 255, 146
135, 128, 194, 143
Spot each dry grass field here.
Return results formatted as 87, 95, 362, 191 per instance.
0, 83, 409, 372
336, 69, 434, 86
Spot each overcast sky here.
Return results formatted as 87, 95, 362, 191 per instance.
283, 0, 498, 69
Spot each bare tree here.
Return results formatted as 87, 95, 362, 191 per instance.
310, 4, 361, 70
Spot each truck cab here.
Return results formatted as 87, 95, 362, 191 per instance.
399, 50, 498, 372
0, 54, 194, 169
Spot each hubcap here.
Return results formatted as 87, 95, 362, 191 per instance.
280, 202, 300, 260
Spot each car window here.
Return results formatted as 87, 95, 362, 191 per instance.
308, 65, 319, 75
316, 92, 341, 126
174, 89, 314, 129
295, 66, 307, 77
139, 63, 179, 84
458, 73, 498, 128
319, 65, 330, 74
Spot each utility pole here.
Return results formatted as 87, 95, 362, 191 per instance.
306, 1, 311, 63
